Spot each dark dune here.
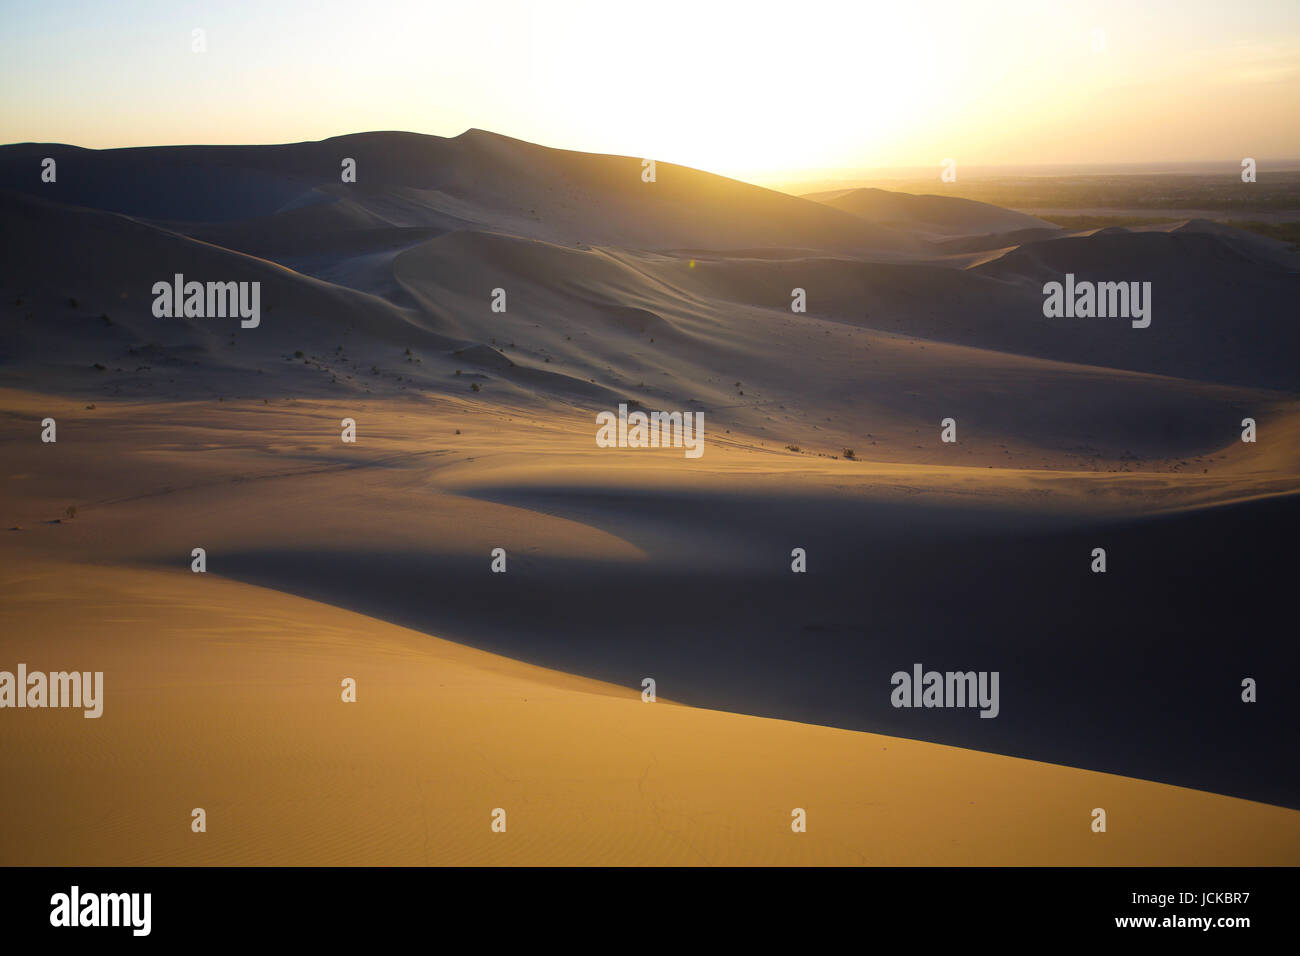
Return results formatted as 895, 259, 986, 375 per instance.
0, 130, 920, 254
213, 487, 1298, 808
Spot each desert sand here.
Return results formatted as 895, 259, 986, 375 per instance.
1, 130, 1297, 864
3, 556, 1298, 866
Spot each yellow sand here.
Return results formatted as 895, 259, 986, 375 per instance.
1, 558, 1296, 866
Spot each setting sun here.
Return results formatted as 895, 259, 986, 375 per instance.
3, 0, 1298, 182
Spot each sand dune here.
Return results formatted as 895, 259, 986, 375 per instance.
929, 226, 1067, 255
804, 186, 1061, 238
971, 228, 1299, 390
2, 388, 1297, 813
1, 130, 923, 256
1, 130, 1297, 864
1, 558, 1296, 866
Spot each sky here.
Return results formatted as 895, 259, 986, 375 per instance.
1, 0, 1298, 184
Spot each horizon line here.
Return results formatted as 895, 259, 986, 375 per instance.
4, 129, 1300, 185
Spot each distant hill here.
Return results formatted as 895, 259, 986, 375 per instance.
804, 186, 1060, 237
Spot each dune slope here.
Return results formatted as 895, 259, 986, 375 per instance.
1, 559, 1296, 866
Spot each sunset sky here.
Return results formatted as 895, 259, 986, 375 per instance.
2, 0, 1298, 183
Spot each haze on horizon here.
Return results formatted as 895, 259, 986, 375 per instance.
1, 0, 1298, 185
